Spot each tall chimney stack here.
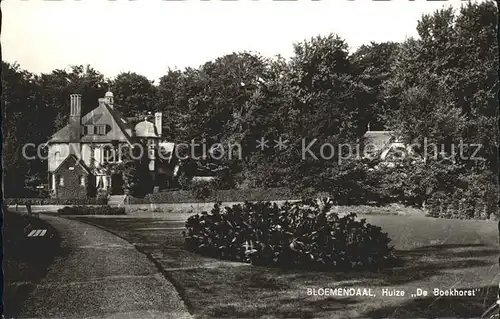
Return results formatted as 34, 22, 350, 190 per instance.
69, 94, 82, 156
155, 112, 162, 137
69, 94, 82, 140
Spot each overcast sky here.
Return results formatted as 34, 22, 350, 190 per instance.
3, 0, 469, 82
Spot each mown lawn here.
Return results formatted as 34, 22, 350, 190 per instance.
75, 207, 499, 318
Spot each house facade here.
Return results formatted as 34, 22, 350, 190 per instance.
47, 92, 177, 199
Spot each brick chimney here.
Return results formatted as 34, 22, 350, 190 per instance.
69, 94, 82, 156
155, 112, 162, 137
98, 98, 106, 107
69, 94, 82, 141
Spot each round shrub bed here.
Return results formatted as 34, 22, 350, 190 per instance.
183, 199, 399, 271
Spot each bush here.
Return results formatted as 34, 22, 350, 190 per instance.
212, 167, 237, 190
183, 199, 398, 271
57, 206, 126, 216
426, 181, 499, 220
288, 159, 393, 207
97, 189, 109, 201
177, 172, 193, 191
191, 181, 215, 201
415, 166, 500, 220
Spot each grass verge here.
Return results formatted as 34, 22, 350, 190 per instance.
2, 210, 60, 317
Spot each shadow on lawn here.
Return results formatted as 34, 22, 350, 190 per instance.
381, 243, 497, 284
299, 243, 499, 287
363, 285, 497, 318
206, 297, 361, 318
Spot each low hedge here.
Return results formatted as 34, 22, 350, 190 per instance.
128, 187, 299, 204
184, 199, 399, 271
5, 198, 108, 205
57, 206, 126, 216
425, 190, 499, 220
4, 198, 45, 205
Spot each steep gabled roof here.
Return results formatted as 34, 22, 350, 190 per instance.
48, 125, 72, 143
80, 102, 134, 143
53, 154, 91, 174
48, 102, 134, 144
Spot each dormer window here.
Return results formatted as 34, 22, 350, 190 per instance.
97, 125, 106, 135
86, 124, 107, 135
87, 125, 95, 135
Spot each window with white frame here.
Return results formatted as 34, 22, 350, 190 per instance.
80, 175, 85, 186
58, 176, 64, 186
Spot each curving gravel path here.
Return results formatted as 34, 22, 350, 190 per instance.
18, 215, 192, 319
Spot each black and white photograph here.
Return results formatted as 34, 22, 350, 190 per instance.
1, 0, 499, 318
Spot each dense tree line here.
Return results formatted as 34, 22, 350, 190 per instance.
3, 1, 498, 216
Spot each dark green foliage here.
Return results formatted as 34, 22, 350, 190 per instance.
112, 72, 157, 116
368, 159, 499, 220
184, 199, 398, 271
57, 206, 126, 216
191, 181, 215, 201
100, 143, 152, 197
425, 171, 499, 220
121, 161, 152, 197
96, 189, 109, 201
177, 172, 193, 191
290, 159, 390, 206
351, 41, 400, 131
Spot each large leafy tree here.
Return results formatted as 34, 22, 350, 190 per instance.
3, 62, 48, 196
382, 1, 498, 168
163, 52, 274, 184
378, 1, 498, 213
351, 41, 400, 130
111, 72, 157, 116
39, 65, 108, 131
262, 34, 369, 192
156, 68, 188, 140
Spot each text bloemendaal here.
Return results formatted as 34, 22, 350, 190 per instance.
307, 288, 375, 297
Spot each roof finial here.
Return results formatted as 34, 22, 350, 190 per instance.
367, 122, 371, 132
